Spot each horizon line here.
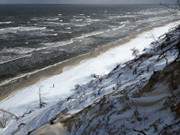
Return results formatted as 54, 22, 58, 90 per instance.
0, 3, 176, 5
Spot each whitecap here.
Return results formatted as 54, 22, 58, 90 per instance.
74, 31, 105, 40
0, 21, 12, 25
0, 47, 35, 54
86, 18, 100, 23
0, 26, 47, 34
65, 27, 71, 30
74, 23, 90, 27
46, 18, 59, 21
111, 24, 126, 31
43, 40, 74, 47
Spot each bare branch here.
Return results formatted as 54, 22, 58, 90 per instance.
38, 86, 46, 108
0, 109, 18, 128
0, 109, 18, 120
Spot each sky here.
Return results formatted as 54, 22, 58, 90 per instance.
0, 0, 177, 4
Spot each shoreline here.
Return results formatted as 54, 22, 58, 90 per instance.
0, 20, 180, 101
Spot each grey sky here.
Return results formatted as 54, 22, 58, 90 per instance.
0, 0, 177, 4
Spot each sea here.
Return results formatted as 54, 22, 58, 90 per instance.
0, 4, 179, 63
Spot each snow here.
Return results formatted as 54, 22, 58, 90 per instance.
0, 21, 179, 116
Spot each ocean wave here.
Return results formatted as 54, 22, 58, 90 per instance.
0, 26, 47, 34
71, 18, 100, 26
0, 47, 35, 54
108, 14, 139, 20
0, 21, 12, 25
136, 15, 179, 26
71, 18, 84, 22
111, 24, 126, 31
44, 21, 63, 26
59, 23, 70, 26
74, 31, 105, 40
137, 9, 171, 16
43, 40, 74, 47
65, 27, 71, 30
46, 17, 59, 21
86, 18, 101, 23
31, 17, 60, 22
108, 15, 123, 19
72, 23, 126, 40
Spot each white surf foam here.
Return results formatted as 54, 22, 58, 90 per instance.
0, 21, 12, 25
0, 26, 47, 34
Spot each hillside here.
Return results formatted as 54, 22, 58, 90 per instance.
31, 26, 180, 135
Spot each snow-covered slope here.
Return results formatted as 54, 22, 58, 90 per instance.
0, 24, 180, 135
60, 59, 180, 135
32, 26, 180, 135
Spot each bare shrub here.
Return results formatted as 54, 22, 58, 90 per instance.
131, 48, 140, 58
0, 109, 18, 128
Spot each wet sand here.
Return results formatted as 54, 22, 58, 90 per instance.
0, 20, 179, 101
